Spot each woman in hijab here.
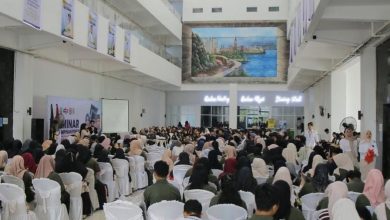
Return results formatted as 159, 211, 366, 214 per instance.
273, 180, 305, 220
112, 148, 128, 161
359, 130, 379, 181
161, 149, 174, 172
318, 181, 349, 219
7, 139, 22, 158
282, 147, 298, 165
307, 155, 324, 177
374, 180, 390, 220
224, 145, 237, 160
8, 155, 35, 202
78, 145, 100, 175
251, 158, 268, 178
97, 149, 111, 163
299, 164, 331, 198
331, 153, 354, 180
235, 166, 257, 193
208, 149, 222, 170
128, 139, 143, 156
175, 152, 191, 166
209, 174, 246, 209
332, 198, 360, 220
184, 144, 196, 164
273, 166, 293, 189
219, 158, 237, 180
21, 152, 37, 174
357, 169, 385, 209
0, 150, 8, 171
93, 144, 104, 158
35, 155, 70, 210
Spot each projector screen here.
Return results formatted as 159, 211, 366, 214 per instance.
102, 99, 129, 133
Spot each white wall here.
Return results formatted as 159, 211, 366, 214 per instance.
13, 53, 166, 140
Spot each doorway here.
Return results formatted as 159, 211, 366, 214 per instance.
0, 48, 14, 142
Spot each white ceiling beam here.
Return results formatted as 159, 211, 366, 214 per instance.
322, 4, 390, 21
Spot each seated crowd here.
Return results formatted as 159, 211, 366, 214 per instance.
0, 123, 388, 220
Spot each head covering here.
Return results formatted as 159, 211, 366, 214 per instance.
325, 181, 348, 216
282, 147, 296, 164
208, 150, 222, 170
101, 137, 111, 150
363, 169, 385, 207
268, 144, 279, 150
221, 158, 237, 177
129, 140, 143, 156
21, 152, 37, 174
97, 149, 110, 163
224, 145, 237, 159
332, 153, 354, 175
184, 144, 196, 163
8, 155, 27, 179
67, 136, 76, 144
93, 144, 104, 158
312, 164, 331, 192
273, 167, 292, 189
161, 149, 173, 171
176, 152, 191, 165
273, 180, 292, 220
308, 155, 324, 177
331, 198, 360, 220
35, 155, 55, 179
55, 144, 65, 153
0, 150, 8, 169
235, 166, 257, 193
251, 158, 268, 178
78, 138, 89, 147
77, 146, 92, 164
113, 148, 127, 161
21, 139, 32, 152
42, 140, 53, 151
216, 138, 225, 152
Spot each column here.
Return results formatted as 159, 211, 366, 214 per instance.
229, 84, 238, 129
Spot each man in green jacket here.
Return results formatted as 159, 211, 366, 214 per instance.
249, 183, 279, 220
346, 170, 364, 193
144, 160, 181, 207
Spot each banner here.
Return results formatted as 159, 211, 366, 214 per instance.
47, 96, 101, 140
23, 0, 42, 29
124, 31, 131, 63
107, 22, 116, 56
87, 11, 98, 49
61, 0, 74, 39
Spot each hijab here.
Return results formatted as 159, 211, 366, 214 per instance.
161, 149, 174, 171
8, 140, 22, 158
35, 155, 55, 179
113, 148, 128, 161
331, 198, 360, 220
375, 180, 390, 220
93, 144, 104, 158
225, 145, 237, 159
55, 144, 65, 154
208, 150, 222, 170
97, 149, 110, 163
325, 181, 348, 216
21, 152, 37, 174
129, 139, 143, 156
251, 158, 268, 178
184, 144, 196, 164
363, 169, 385, 207
273, 167, 292, 189
220, 158, 237, 179
308, 155, 324, 177
0, 150, 8, 169
282, 147, 297, 164
235, 166, 257, 193
42, 140, 53, 151
332, 153, 354, 175
77, 145, 92, 164
8, 155, 27, 179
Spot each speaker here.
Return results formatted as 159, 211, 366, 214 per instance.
31, 118, 44, 143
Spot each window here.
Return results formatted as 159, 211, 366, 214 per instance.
246, 7, 258, 12
192, 8, 203, 13
269, 6, 280, 12
212, 7, 223, 13
201, 106, 228, 127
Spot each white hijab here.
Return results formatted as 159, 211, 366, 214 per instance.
331, 198, 360, 220
375, 180, 390, 220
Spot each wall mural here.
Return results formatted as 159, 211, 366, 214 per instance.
182, 24, 289, 84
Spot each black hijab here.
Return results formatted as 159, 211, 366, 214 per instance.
97, 149, 110, 163
113, 148, 128, 161
208, 150, 222, 170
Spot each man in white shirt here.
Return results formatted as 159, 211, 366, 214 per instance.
304, 122, 319, 148
339, 126, 358, 166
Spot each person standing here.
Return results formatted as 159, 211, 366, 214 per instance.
304, 122, 319, 149
339, 126, 359, 167
358, 130, 378, 180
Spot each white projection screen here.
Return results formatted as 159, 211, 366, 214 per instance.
102, 99, 129, 133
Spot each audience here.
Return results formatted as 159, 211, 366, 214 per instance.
250, 183, 279, 220
209, 174, 246, 209
182, 200, 202, 220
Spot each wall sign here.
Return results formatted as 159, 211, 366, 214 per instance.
204, 95, 230, 104
23, 0, 42, 29
274, 95, 303, 104
240, 95, 266, 104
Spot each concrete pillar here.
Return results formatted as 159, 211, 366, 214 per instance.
182, 25, 192, 81
229, 84, 238, 129
276, 24, 288, 81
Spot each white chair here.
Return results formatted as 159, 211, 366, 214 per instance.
206, 204, 248, 220
104, 200, 143, 220
313, 209, 327, 220
182, 176, 190, 189
147, 200, 184, 220
173, 165, 192, 185
59, 172, 83, 220
184, 189, 215, 212
112, 158, 131, 197
128, 156, 138, 190
145, 152, 164, 170
255, 176, 268, 185
98, 162, 116, 202
1, 174, 25, 190
0, 183, 37, 220
301, 193, 325, 220
32, 178, 69, 220
86, 168, 99, 210
267, 165, 274, 177
366, 206, 374, 215
134, 155, 148, 189
347, 191, 361, 203
239, 190, 256, 217
211, 169, 223, 178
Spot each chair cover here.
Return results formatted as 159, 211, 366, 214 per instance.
32, 178, 69, 220
147, 200, 184, 220
112, 159, 130, 197
86, 168, 99, 210
134, 155, 148, 189
347, 192, 361, 203
182, 177, 190, 188
173, 165, 192, 185
98, 162, 116, 202
255, 176, 268, 185
104, 200, 143, 220
184, 189, 215, 212
0, 183, 37, 220
206, 204, 248, 220
1, 175, 25, 190
59, 172, 83, 220
301, 192, 325, 220
239, 190, 256, 217
128, 157, 138, 190
146, 152, 164, 170
211, 169, 223, 178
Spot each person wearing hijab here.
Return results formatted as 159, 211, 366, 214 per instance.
35, 155, 70, 210
282, 147, 298, 165
359, 130, 379, 181
331, 153, 354, 180
252, 158, 269, 178
331, 198, 360, 220
129, 139, 143, 156
356, 169, 385, 209
273, 180, 305, 220
306, 155, 324, 177
21, 139, 32, 153
7, 155, 35, 202
93, 144, 104, 158
161, 149, 174, 172
21, 152, 37, 174
235, 166, 257, 193
184, 144, 196, 164
42, 140, 53, 152
224, 145, 237, 160
55, 144, 65, 154
0, 150, 8, 171
97, 149, 111, 163
317, 181, 349, 219
373, 180, 390, 220
7, 139, 22, 158
209, 174, 246, 209
299, 164, 331, 198
175, 152, 191, 166
112, 148, 128, 161
208, 149, 222, 170
219, 158, 237, 179
78, 145, 100, 175
272, 167, 293, 189
186, 163, 217, 194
